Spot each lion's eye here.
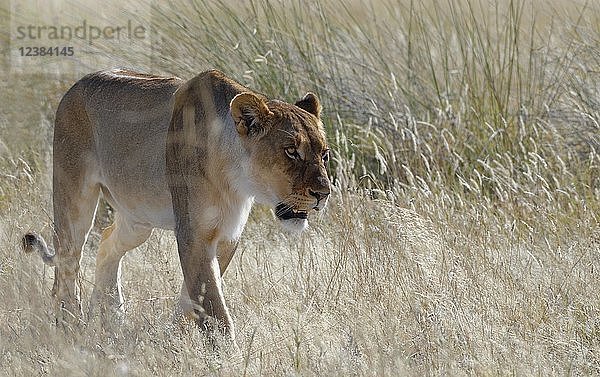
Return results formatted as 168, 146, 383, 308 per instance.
285, 147, 301, 160
322, 150, 330, 163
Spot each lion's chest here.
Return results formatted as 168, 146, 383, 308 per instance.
198, 198, 254, 242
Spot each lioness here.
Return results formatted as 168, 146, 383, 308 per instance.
22, 69, 330, 341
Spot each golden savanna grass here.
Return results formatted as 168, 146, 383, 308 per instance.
0, 0, 598, 375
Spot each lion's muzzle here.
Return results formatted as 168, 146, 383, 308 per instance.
275, 203, 308, 220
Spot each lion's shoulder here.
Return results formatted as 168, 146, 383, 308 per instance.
173, 70, 264, 108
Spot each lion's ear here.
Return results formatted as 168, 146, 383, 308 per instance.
295, 92, 321, 118
230, 92, 272, 137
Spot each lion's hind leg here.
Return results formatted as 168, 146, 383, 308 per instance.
51, 168, 100, 327
49, 83, 104, 327
90, 213, 152, 322
51, 190, 99, 326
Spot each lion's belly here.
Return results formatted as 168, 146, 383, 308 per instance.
100, 179, 176, 230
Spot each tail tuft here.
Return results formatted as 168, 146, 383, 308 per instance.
22, 233, 38, 253
21, 232, 56, 266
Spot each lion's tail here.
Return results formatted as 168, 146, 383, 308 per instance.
22, 233, 56, 267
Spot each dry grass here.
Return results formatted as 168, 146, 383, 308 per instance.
1, 0, 599, 375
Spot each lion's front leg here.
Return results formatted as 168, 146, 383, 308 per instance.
177, 237, 235, 342
217, 240, 239, 276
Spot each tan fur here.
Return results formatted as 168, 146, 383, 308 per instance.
22, 69, 330, 342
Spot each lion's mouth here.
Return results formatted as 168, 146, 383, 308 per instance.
275, 203, 308, 220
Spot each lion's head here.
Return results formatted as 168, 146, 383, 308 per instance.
230, 92, 330, 231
